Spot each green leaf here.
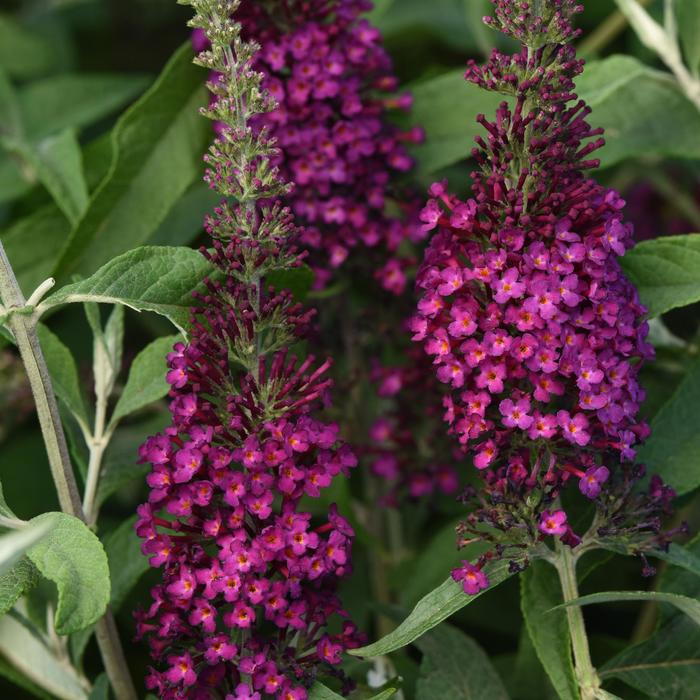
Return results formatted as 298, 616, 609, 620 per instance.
600, 615, 700, 700
401, 69, 501, 178
0, 14, 56, 80
0, 653, 53, 700
635, 358, 700, 496
26, 512, 110, 634
415, 624, 509, 700
645, 543, 700, 579
349, 558, 511, 657
0, 204, 70, 294
52, 42, 209, 282
309, 682, 344, 699
521, 561, 578, 700
0, 559, 39, 617
0, 156, 30, 204
0, 68, 22, 142
594, 691, 624, 700
36, 324, 90, 430
38, 246, 215, 335
0, 611, 89, 699
676, 0, 700, 76
398, 518, 487, 607
149, 181, 218, 246
0, 521, 53, 578
88, 673, 109, 700
18, 73, 150, 141
109, 333, 180, 429
620, 234, 700, 319
267, 264, 315, 302
575, 55, 700, 168
17, 129, 89, 225
555, 590, 700, 627
70, 516, 151, 664
600, 537, 700, 699
103, 515, 150, 611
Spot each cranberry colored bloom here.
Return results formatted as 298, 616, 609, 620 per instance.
579, 466, 610, 499
451, 561, 489, 595
233, 0, 424, 294
539, 510, 568, 536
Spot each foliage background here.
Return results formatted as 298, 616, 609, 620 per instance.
1, 0, 699, 698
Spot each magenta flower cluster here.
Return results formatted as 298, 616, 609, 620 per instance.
233, 0, 423, 293
135, 241, 363, 699
411, 0, 661, 592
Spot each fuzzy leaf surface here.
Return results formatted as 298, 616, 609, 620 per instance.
38, 246, 214, 335
415, 624, 509, 700
26, 512, 110, 634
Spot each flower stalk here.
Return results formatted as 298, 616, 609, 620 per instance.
0, 240, 137, 700
553, 540, 600, 700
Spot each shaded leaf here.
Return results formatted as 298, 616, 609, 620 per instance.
521, 561, 578, 700
620, 234, 700, 319
109, 334, 180, 428
88, 673, 109, 700
37, 324, 90, 430
676, 0, 700, 76
401, 69, 500, 178
415, 624, 509, 700
149, 181, 217, 246
18, 73, 150, 141
52, 42, 208, 281
575, 55, 700, 168
600, 615, 700, 700
267, 265, 315, 302
38, 246, 215, 335
16, 129, 88, 224
26, 512, 110, 634
635, 358, 700, 496
349, 558, 511, 657
0, 204, 70, 297
103, 515, 150, 612
0, 14, 56, 80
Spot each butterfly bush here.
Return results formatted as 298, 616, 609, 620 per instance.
233, 0, 424, 294
411, 0, 683, 591
135, 2, 362, 698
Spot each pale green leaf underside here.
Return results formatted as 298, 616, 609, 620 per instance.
555, 590, 700, 627
26, 512, 110, 634
0, 521, 52, 578
0, 558, 38, 616
0, 611, 89, 700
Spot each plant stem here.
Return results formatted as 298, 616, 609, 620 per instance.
82, 351, 111, 526
0, 241, 137, 700
578, 0, 653, 57
554, 540, 600, 700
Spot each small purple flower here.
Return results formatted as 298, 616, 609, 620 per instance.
539, 510, 568, 536
451, 561, 489, 595
579, 466, 610, 499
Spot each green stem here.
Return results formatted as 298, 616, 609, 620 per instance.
554, 541, 600, 700
0, 241, 137, 700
